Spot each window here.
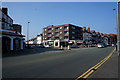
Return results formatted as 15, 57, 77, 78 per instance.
45, 37, 47, 39
55, 37, 59, 39
45, 33, 47, 35
55, 33, 59, 36
60, 36, 62, 39
60, 27, 62, 29
72, 26, 75, 29
45, 29, 47, 31
72, 32, 75, 34
67, 27, 69, 29
52, 28, 54, 30
48, 34, 51, 36
65, 31, 69, 34
52, 32, 54, 35
2, 23, 5, 29
60, 32, 62, 34
55, 42, 58, 46
72, 36, 75, 39
64, 36, 68, 39
48, 38, 51, 40
52, 36, 54, 39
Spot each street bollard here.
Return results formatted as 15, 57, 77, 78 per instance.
67, 45, 71, 50
61, 45, 63, 49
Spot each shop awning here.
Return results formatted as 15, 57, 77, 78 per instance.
69, 41, 74, 43
76, 41, 83, 43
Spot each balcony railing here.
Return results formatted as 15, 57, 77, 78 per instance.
64, 34, 69, 36
48, 30, 52, 33
0, 29, 16, 33
64, 24, 69, 26
48, 36, 51, 37
64, 29, 69, 31
48, 26, 52, 29
55, 26, 59, 27
55, 30, 59, 32
55, 34, 59, 36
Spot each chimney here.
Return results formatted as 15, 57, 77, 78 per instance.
2, 8, 8, 15
87, 27, 90, 32
83, 26, 86, 31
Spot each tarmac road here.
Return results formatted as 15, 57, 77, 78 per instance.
2, 47, 114, 78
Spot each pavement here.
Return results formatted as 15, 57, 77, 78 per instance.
88, 50, 119, 79
2, 48, 60, 57
2, 47, 116, 79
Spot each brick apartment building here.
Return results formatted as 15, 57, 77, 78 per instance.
43, 24, 83, 48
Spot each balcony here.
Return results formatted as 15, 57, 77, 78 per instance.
0, 29, 16, 33
55, 30, 59, 32
55, 25, 59, 27
64, 29, 69, 31
48, 35, 51, 37
48, 30, 52, 33
55, 35, 59, 37
48, 26, 52, 29
64, 24, 69, 26
64, 34, 69, 36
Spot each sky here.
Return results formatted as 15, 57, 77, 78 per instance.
2, 2, 117, 40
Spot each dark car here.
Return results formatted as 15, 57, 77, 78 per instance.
38, 45, 45, 48
70, 45, 78, 48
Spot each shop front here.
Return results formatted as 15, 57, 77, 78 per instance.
76, 40, 83, 46
48, 41, 54, 48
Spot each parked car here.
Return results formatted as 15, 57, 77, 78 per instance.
112, 44, 115, 47
70, 45, 78, 48
38, 45, 45, 48
97, 43, 105, 48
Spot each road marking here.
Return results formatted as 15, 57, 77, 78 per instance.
75, 48, 116, 80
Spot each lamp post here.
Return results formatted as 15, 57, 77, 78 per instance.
114, 1, 120, 56
117, 1, 120, 56
27, 22, 30, 44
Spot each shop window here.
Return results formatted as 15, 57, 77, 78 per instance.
55, 42, 58, 46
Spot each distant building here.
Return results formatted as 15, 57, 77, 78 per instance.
25, 33, 43, 45
43, 24, 83, 48
25, 37, 37, 44
83, 32, 92, 42
37, 33, 43, 44
0, 8, 25, 52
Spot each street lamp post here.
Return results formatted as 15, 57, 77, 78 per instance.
113, 1, 120, 56
117, 1, 120, 56
27, 22, 30, 44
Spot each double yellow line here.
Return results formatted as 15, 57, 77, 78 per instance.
75, 48, 116, 80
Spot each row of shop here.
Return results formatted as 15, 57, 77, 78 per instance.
43, 40, 83, 48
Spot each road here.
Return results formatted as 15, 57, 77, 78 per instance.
2, 47, 114, 78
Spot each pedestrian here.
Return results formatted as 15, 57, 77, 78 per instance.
116, 43, 117, 51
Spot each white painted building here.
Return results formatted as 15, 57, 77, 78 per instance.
26, 33, 43, 45
83, 32, 92, 41
104, 36, 109, 45
37, 34, 43, 44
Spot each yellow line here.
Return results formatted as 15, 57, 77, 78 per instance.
83, 70, 94, 78
75, 48, 116, 80
95, 48, 116, 70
